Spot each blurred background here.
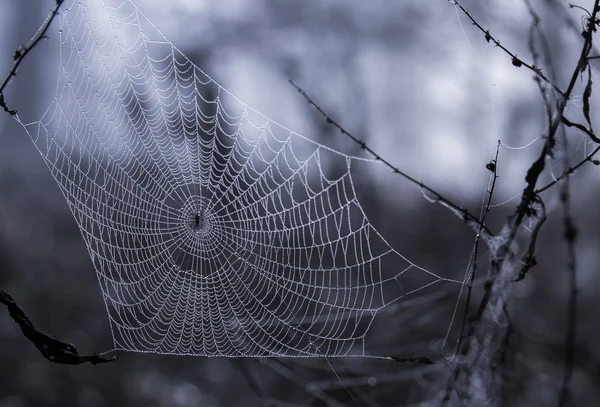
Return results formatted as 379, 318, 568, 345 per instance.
0, 0, 599, 406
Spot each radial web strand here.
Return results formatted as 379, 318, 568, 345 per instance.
17, 0, 459, 357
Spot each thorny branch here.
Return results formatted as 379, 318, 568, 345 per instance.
455, 141, 501, 352
0, 289, 116, 365
440, 142, 501, 405
288, 79, 493, 238
0, 0, 64, 116
448, 0, 563, 96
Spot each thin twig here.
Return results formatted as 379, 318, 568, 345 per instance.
0, 289, 117, 365
391, 356, 434, 365
558, 183, 578, 407
561, 116, 600, 143
441, 142, 501, 406
288, 79, 493, 238
0, 0, 64, 115
525, 0, 558, 85
513, 200, 547, 282
535, 144, 600, 194
458, 142, 501, 349
449, 0, 563, 96
558, 48, 582, 407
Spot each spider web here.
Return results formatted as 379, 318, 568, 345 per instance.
16, 0, 457, 357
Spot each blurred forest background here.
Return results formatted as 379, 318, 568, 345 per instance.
1, 0, 600, 406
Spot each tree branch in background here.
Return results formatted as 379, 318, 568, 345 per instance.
561, 116, 600, 143
535, 144, 600, 194
558, 133, 579, 407
0, 0, 64, 115
510, 4, 554, 283
513, 199, 546, 282
0, 289, 116, 365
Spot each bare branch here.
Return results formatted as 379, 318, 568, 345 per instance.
0, 1, 64, 116
0, 289, 116, 365
457, 141, 501, 348
450, 0, 563, 96
288, 79, 493, 238
514, 200, 546, 282
390, 356, 434, 365
441, 142, 502, 405
561, 116, 600, 143
558, 104, 580, 407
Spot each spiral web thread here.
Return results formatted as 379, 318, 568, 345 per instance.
17, 0, 458, 357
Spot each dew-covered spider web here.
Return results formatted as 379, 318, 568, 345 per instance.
16, 0, 460, 357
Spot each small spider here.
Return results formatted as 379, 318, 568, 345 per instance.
486, 160, 496, 172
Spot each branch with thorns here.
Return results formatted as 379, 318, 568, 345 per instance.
288, 79, 493, 238
448, 0, 563, 97
0, 0, 64, 116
